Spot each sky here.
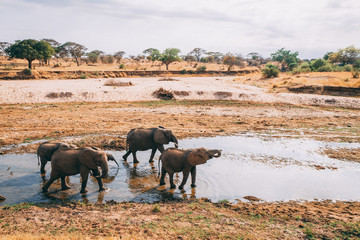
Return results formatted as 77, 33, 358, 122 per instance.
1, 0, 359, 59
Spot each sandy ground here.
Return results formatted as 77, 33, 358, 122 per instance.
1, 76, 360, 108
1, 74, 360, 239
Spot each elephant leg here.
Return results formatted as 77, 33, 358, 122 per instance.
95, 177, 105, 192
40, 158, 47, 174
179, 169, 190, 190
149, 147, 157, 162
122, 150, 131, 161
42, 172, 60, 192
61, 176, 70, 190
160, 167, 167, 186
80, 166, 90, 193
168, 170, 176, 189
131, 151, 139, 163
157, 145, 165, 153
190, 166, 197, 188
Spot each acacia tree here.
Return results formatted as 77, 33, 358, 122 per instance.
328, 45, 360, 65
114, 51, 126, 63
143, 48, 161, 66
59, 42, 87, 66
271, 48, 299, 71
5, 39, 54, 69
87, 50, 103, 64
189, 48, 206, 62
223, 53, 244, 71
160, 48, 181, 70
0, 42, 10, 56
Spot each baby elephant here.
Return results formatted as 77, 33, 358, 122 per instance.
37, 142, 77, 174
159, 147, 221, 190
42, 147, 109, 193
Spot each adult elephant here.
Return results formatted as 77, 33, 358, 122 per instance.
42, 147, 109, 193
159, 147, 221, 190
37, 142, 77, 174
122, 126, 178, 163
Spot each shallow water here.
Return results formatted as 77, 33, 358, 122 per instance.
1, 134, 360, 205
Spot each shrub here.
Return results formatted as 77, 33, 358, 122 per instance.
80, 74, 87, 79
119, 64, 125, 69
180, 69, 187, 74
317, 63, 333, 72
261, 64, 279, 78
292, 62, 311, 74
21, 68, 32, 76
352, 71, 359, 78
310, 58, 326, 71
344, 64, 353, 72
353, 60, 360, 70
196, 65, 207, 73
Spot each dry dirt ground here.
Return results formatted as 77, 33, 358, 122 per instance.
1, 72, 360, 239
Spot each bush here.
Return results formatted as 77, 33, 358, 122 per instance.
344, 64, 353, 72
119, 64, 125, 69
352, 71, 359, 78
21, 68, 32, 76
80, 74, 87, 79
317, 63, 333, 72
353, 60, 360, 70
261, 64, 279, 78
180, 69, 187, 74
196, 65, 207, 73
310, 58, 327, 71
291, 62, 312, 74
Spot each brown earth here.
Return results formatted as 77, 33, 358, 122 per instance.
1, 70, 360, 239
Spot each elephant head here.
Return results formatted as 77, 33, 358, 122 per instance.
106, 153, 119, 167
187, 148, 221, 166
79, 148, 109, 178
154, 127, 178, 148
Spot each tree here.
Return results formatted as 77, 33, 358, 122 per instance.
189, 48, 206, 62
114, 51, 125, 63
271, 48, 300, 71
0, 42, 10, 56
160, 48, 181, 70
41, 39, 61, 64
205, 52, 224, 64
328, 45, 360, 65
223, 53, 244, 71
59, 42, 87, 66
87, 50, 103, 64
5, 39, 54, 69
143, 48, 161, 62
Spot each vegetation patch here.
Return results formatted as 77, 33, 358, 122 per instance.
173, 90, 190, 96
152, 87, 175, 100
45, 92, 73, 98
214, 91, 232, 99
103, 79, 133, 87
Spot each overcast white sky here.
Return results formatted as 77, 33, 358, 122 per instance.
1, 0, 359, 59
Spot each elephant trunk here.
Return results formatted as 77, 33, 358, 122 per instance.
208, 149, 221, 158
172, 136, 179, 148
100, 159, 109, 179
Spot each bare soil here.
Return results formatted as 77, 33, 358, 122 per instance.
1, 71, 360, 239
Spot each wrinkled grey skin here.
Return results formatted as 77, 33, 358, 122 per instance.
90, 147, 119, 167
159, 147, 221, 190
37, 142, 77, 174
122, 126, 178, 163
42, 147, 109, 193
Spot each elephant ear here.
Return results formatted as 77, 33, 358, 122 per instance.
187, 148, 208, 166
154, 129, 170, 145
78, 148, 98, 170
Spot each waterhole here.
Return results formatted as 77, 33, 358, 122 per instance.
1, 134, 360, 205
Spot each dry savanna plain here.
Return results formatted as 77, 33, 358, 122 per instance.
0, 59, 360, 239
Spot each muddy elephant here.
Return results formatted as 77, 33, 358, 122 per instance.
122, 126, 178, 163
42, 147, 109, 193
159, 147, 221, 190
37, 142, 77, 174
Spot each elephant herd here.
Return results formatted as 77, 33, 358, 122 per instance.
39, 126, 221, 194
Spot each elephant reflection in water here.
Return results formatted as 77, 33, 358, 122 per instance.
122, 161, 159, 193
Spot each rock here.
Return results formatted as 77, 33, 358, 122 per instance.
0, 195, 6, 201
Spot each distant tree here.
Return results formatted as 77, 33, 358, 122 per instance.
41, 39, 61, 64
310, 58, 327, 71
223, 53, 245, 71
247, 52, 261, 60
0, 42, 10, 56
114, 51, 125, 63
205, 52, 224, 64
160, 48, 181, 70
143, 48, 161, 62
189, 48, 206, 62
5, 39, 54, 69
99, 55, 115, 64
271, 48, 300, 71
246, 52, 263, 66
87, 50, 103, 64
323, 52, 333, 60
328, 45, 360, 65
183, 54, 197, 62
261, 64, 279, 78
59, 42, 87, 66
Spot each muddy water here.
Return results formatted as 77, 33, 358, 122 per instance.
1, 134, 360, 205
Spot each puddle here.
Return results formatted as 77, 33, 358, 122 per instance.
1, 134, 360, 205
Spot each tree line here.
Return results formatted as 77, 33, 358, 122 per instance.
0, 39, 359, 74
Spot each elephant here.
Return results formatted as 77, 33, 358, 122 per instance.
42, 147, 109, 193
159, 147, 221, 190
37, 142, 77, 174
122, 126, 178, 163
